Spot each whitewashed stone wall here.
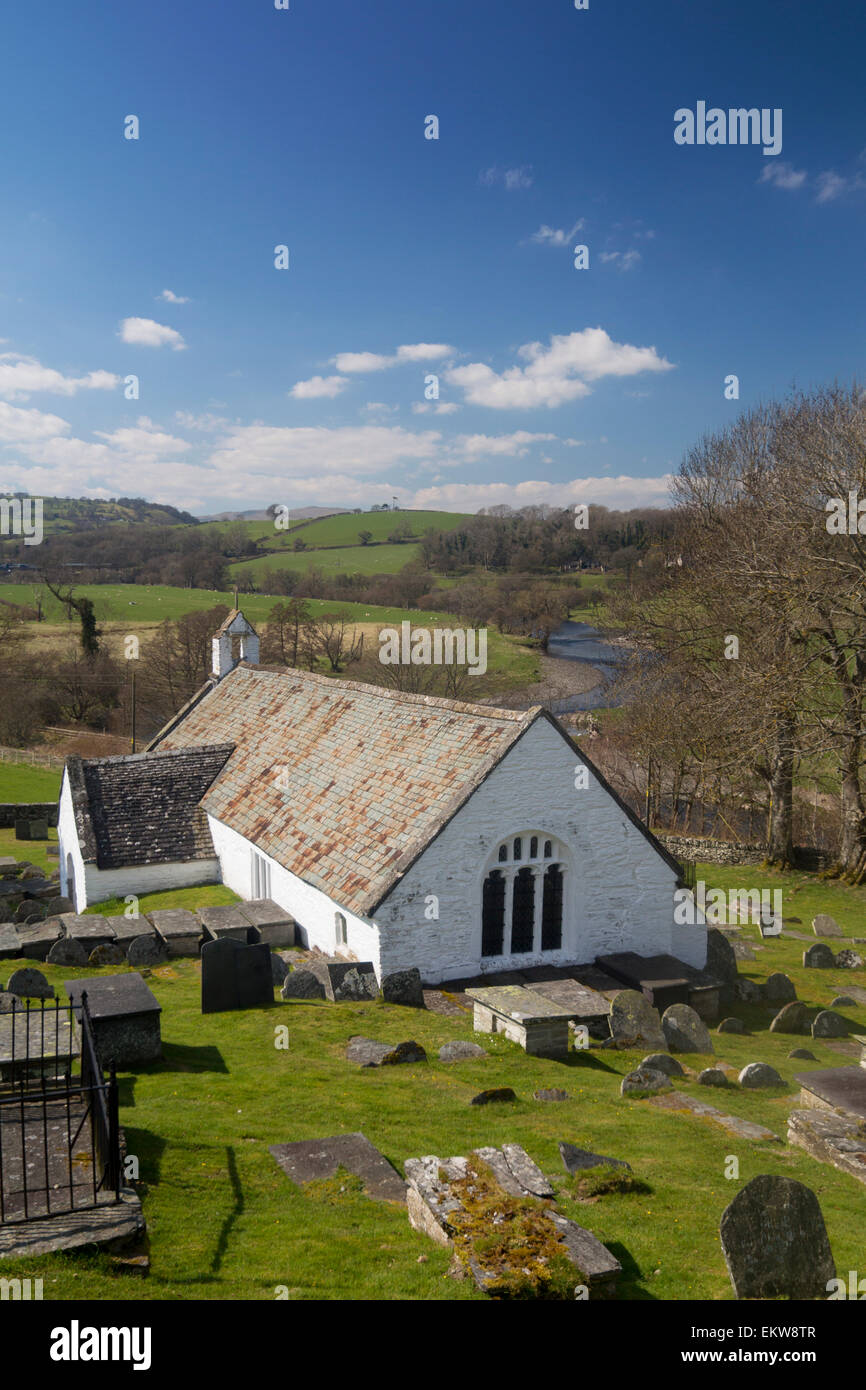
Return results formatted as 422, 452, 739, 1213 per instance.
57, 770, 220, 910
374, 717, 708, 983
207, 815, 381, 972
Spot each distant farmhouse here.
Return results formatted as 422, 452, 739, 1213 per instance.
57, 610, 707, 983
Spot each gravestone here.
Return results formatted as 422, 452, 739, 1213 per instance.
719, 1175, 835, 1299
46, 896, 74, 916
0, 926, 21, 960
705, 928, 739, 991
29, 820, 48, 841
621, 1066, 672, 1095
835, 949, 864, 970
346, 1035, 393, 1067
270, 953, 289, 985
803, 943, 835, 969
6, 967, 54, 999
534, 1088, 570, 1102
64, 973, 162, 1067
698, 1068, 729, 1087
812, 914, 844, 938
438, 1040, 486, 1062
735, 978, 762, 1003
608, 990, 666, 1049
661, 1003, 714, 1054
769, 1001, 811, 1034
0, 992, 22, 1013
812, 1010, 848, 1039
127, 933, 168, 967
89, 943, 126, 967
558, 1142, 631, 1175
640, 1052, 685, 1077
739, 1062, 783, 1088
46, 936, 88, 967
14, 819, 30, 841
269, 1132, 406, 1203
148, 908, 202, 957
381, 968, 424, 1007
14, 917, 63, 960
201, 937, 273, 1014
788, 1048, 817, 1060
280, 969, 326, 1000
717, 1017, 745, 1034
764, 972, 796, 1003
832, 996, 857, 1008
308, 958, 377, 1002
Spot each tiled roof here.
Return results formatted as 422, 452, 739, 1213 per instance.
67, 745, 235, 869
153, 664, 539, 914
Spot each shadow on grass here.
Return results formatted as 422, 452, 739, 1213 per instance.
157, 1042, 228, 1074
210, 1145, 243, 1275
605, 1242, 659, 1300
559, 1051, 619, 1073
121, 1127, 167, 1191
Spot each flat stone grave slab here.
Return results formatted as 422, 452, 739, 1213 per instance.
795, 1066, 866, 1121
65, 973, 162, 1068
199, 905, 258, 943
648, 1091, 781, 1143
466, 984, 574, 1057
0, 1006, 80, 1080
237, 899, 295, 947
59, 914, 117, 950
269, 1132, 406, 1203
524, 977, 611, 1025
15, 918, 63, 960
103, 917, 156, 949
0, 926, 21, 960
147, 909, 202, 957
201, 937, 274, 1014
596, 951, 718, 1015
788, 1108, 866, 1185
0, 857, 17, 871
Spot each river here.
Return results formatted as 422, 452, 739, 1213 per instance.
545, 619, 634, 713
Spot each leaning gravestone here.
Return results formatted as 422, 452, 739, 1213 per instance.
280, 969, 326, 1000
764, 972, 796, 1003
812, 914, 844, 938
803, 942, 835, 969
6, 967, 54, 999
201, 937, 274, 1014
127, 933, 168, 967
46, 936, 88, 967
608, 990, 666, 1048
558, 1142, 631, 1175
719, 1175, 835, 1299
811, 1010, 848, 1039
661, 1003, 714, 1054
769, 1001, 811, 1034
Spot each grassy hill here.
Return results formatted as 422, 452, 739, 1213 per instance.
0, 495, 196, 540
230, 542, 424, 582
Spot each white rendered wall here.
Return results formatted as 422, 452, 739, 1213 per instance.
207, 815, 381, 973
57, 771, 86, 911
373, 717, 708, 983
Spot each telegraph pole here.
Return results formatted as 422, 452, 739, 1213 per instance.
130, 666, 137, 754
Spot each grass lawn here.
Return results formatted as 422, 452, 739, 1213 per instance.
230, 541, 423, 583
0, 860, 864, 1301
0, 762, 62, 802
82, 885, 240, 917
0, 825, 59, 874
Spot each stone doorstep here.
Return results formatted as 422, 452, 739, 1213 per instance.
648, 1091, 781, 1143
0, 1189, 144, 1260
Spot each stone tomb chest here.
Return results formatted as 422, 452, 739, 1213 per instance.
795, 1065, 866, 1121
64, 973, 162, 1069
596, 951, 720, 1021
466, 985, 573, 1057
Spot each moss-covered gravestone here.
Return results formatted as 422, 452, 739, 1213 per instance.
720, 1175, 835, 1299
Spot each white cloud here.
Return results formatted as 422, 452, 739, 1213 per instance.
445, 327, 673, 409
289, 374, 349, 399
157, 289, 191, 304
412, 401, 459, 415
599, 249, 642, 271
0, 354, 118, 401
758, 161, 807, 191
0, 401, 70, 443
119, 318, 187, 351
409, 475, 675, 512
205, 424, 441, 480
814, 169, 866, 202
480, 165, 534, 190
529, 221, 585, 247
94, 418, 191, 457
362, 401, 399, 416
175, 410, 230, 432
332, 343, 453, 374
453, 431, 556, 460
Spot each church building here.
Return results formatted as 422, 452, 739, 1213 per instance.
56, 610, 707, 983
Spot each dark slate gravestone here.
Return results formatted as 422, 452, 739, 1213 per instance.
29, 820, 48, 841
14, 819, 30, 841
127, 933, 168, 967
64, 972, 162, 1068
719, 1175, 835, 1299
559, 1141, 632, 1175
201, 937, 274, 1014
269, 1132, 407, 1203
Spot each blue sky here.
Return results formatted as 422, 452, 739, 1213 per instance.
1, 0, 864, 515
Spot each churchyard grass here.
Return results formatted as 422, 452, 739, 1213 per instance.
0, 761, 62, 801
81, 885, 241, 917
0, 825, 59, 874
2, 861, 866, 1302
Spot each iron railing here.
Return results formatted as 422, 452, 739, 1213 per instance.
0, 993, 121, 1225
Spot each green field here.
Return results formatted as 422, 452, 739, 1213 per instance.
230, 541, 423, 584
0, 762, 62, 801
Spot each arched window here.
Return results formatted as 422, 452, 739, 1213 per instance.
335, 912, 347, 946
481, 835, 565, 958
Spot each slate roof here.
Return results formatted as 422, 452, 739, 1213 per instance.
66, 745, 234, 869
149, 664, 685, 916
